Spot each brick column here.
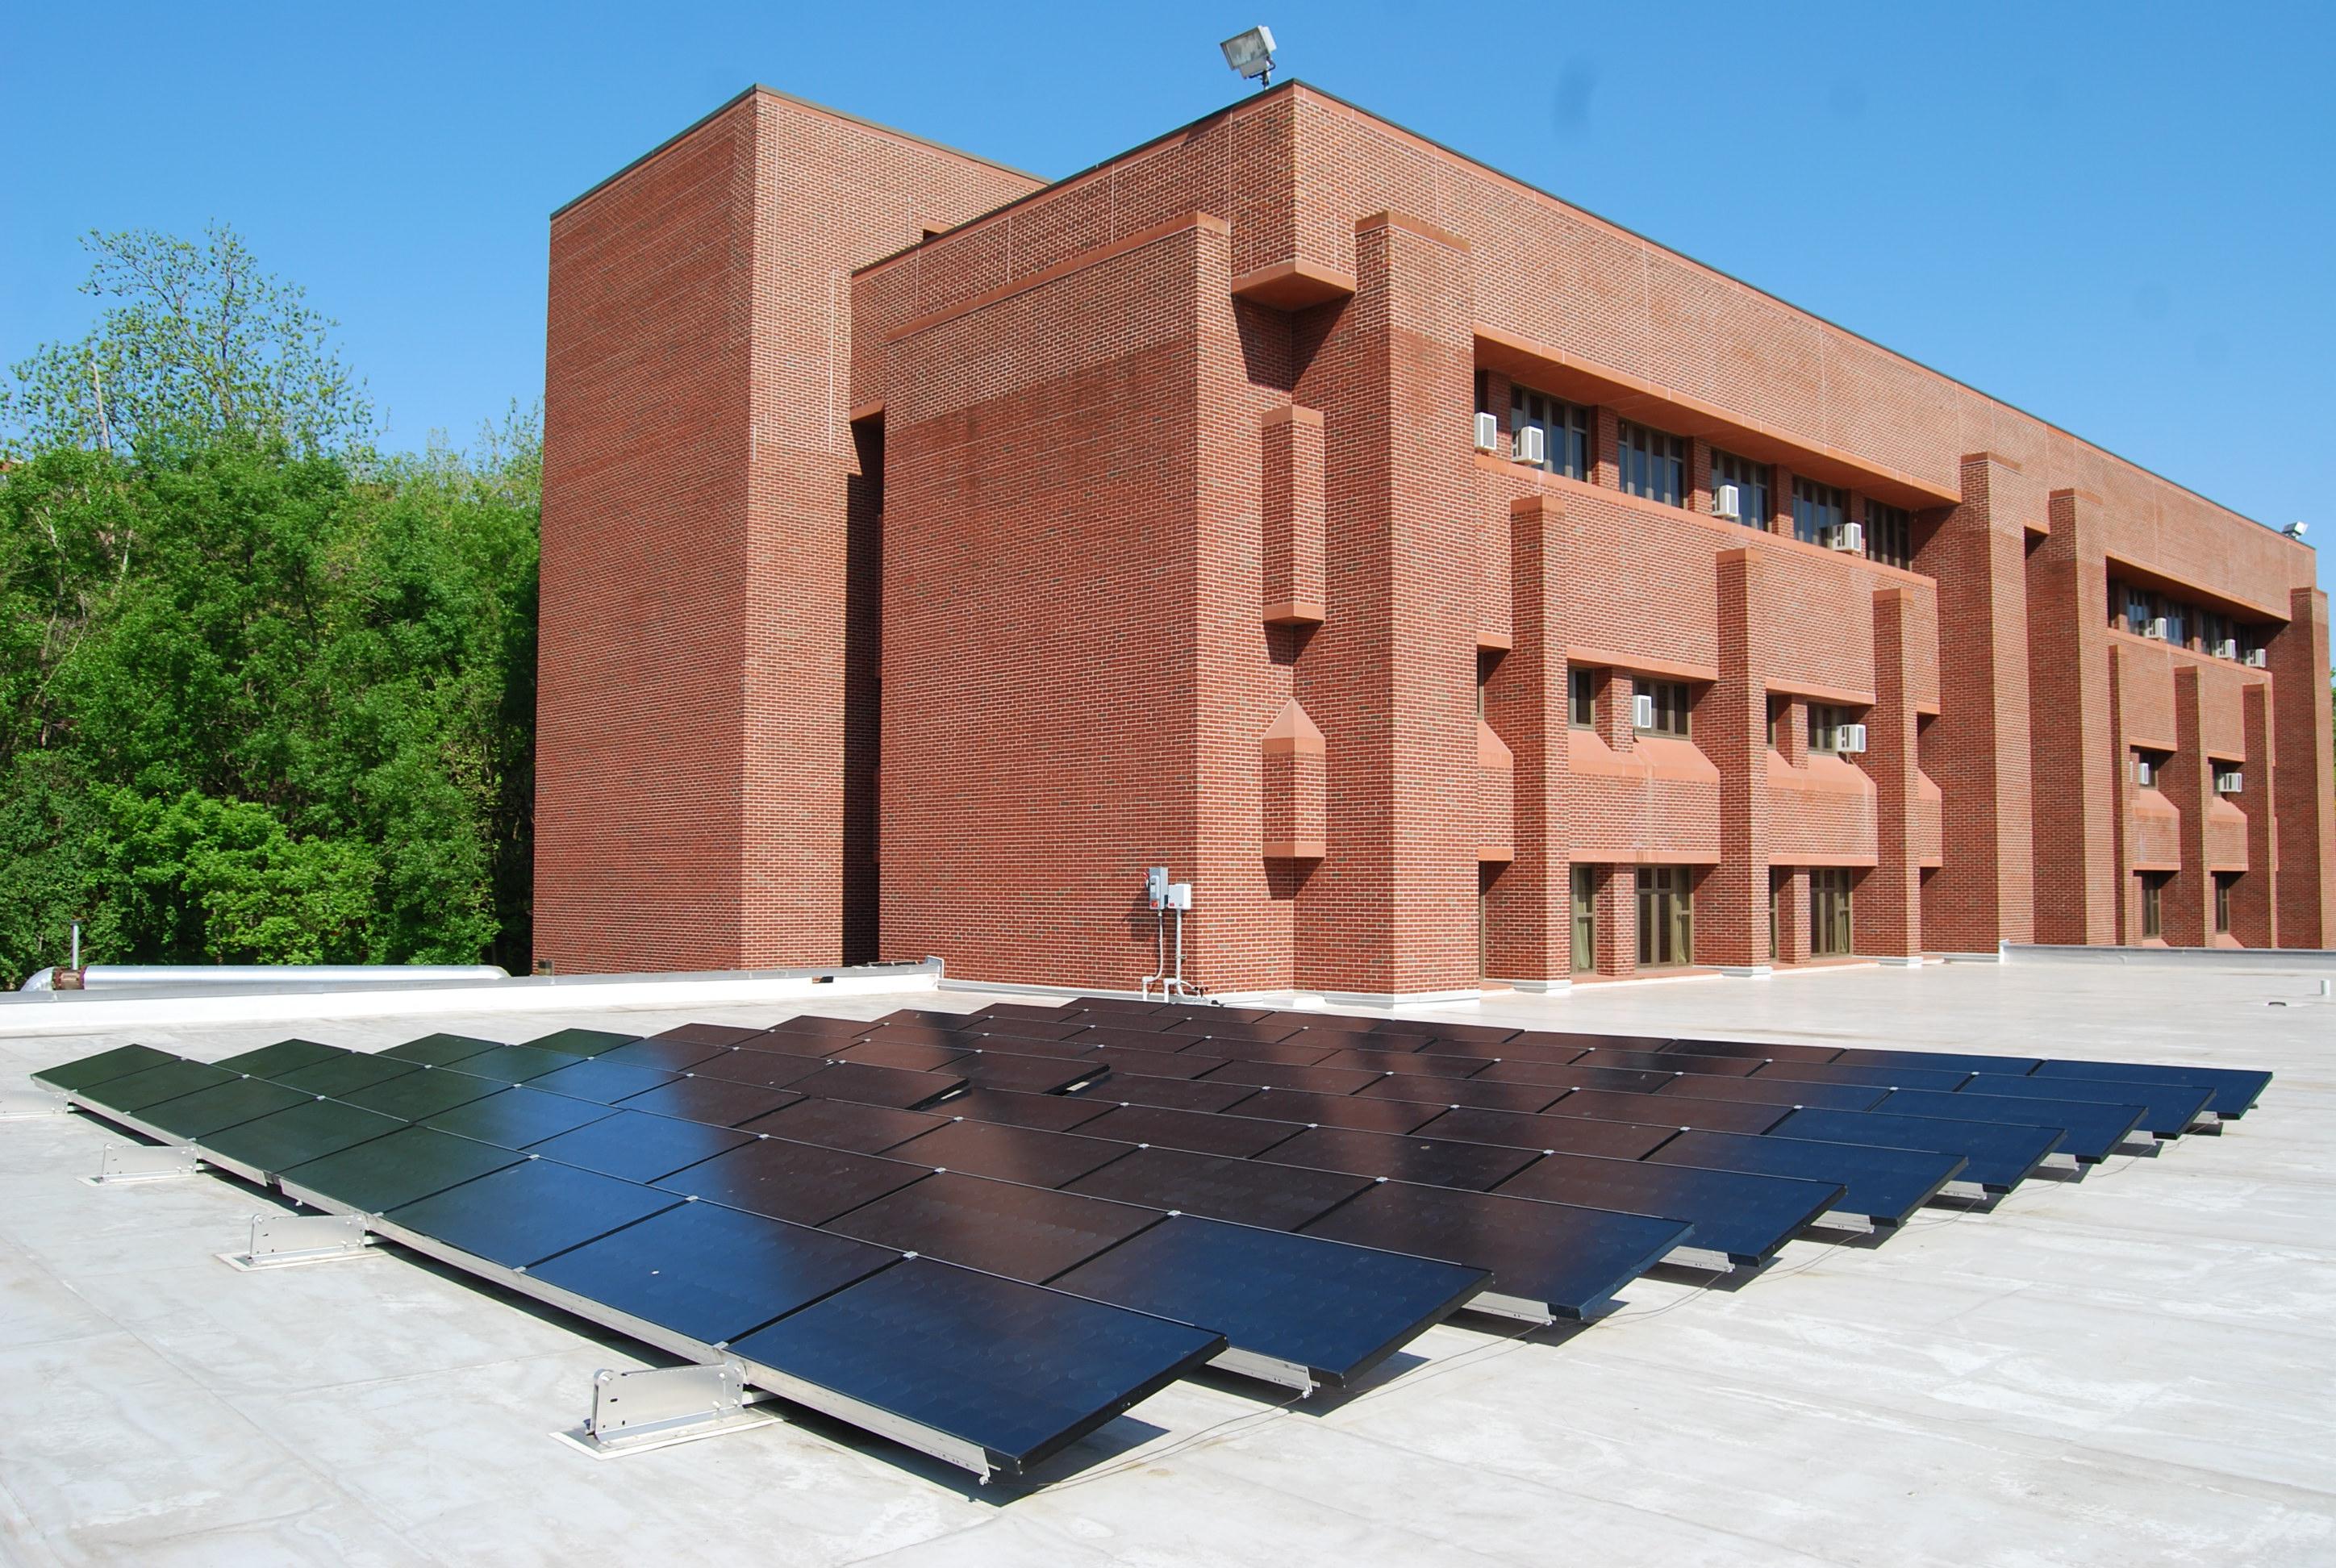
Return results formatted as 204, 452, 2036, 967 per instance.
1594, 865, 1637, 977
1487, 493, 1571, 983
1768, 465, 1796, 536
1702, 548, 1771, 970
1774, 869, 1809, 965
1863, 586, 1925, 958
2165, 666, 2213, 947
1924, 452, 2038, 949
2271, 585, 2334, 946
1591, 407, 1622, 490
2025, 489, 2120, 942
2234, 681, 2279, 948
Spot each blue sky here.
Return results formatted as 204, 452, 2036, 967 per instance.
6, 2, 2331, 594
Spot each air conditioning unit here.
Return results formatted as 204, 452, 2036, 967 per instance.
1512, 423, 1546, 466
2245, 648, 2268, 669
2146, 616, 2170, 640
1837, 723, 1869, 754
1473, 411, 1500, 452
1631, 693, 1655, 729
2213, 637, 2239, 660
1711, 483, 1742, 521
1827, 522, 1865, 553
2135, 758, 2155, 787
2216, 771, 2244, 795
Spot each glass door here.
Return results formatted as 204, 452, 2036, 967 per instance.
1636, 867, 1694, 967
1809, 869, 1853, 956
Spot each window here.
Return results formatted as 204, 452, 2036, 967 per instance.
1866, 500, 1912, 569
1616, 420, 1685, 506
1791, 477, 1848, 546
1568, 668, 1597, 728
1808, 703, 1846, 753
2212, 761, 2242, 795
1769, 867, 1787, 961
1711, 449, 1771, 529
1767, 694, 1788, 749
1637, 866, 1695, 967
1571, 865, 1597, 972
2114, 581, 2155, 636
1809, 869, 1854, 956
2214, 872, 2236, 935
2140, 872, 2167, 939
2134, 749, 2164, 789
1510, 386, 1593, 482
1636, 678, 1691, 736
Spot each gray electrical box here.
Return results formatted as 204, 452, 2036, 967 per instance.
1145, 867, 1170, 911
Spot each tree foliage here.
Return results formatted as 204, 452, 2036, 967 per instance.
0, 228, 534, 985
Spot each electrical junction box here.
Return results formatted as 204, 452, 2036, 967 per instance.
1145, 868, 1170, 911
1166, 882, 1193, 911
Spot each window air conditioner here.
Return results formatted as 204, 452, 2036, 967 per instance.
1837, 723, 1868, 754
2146, 616, 2170, 640
1473, 411, 1500, 452
2213, 637, 2239, 660
2216, 771, 2244, 795
2135, 758, 2155, 787
1512, 423, 1547, 465
1632, 693, 1656, 729
1828, 522, 1865, 553
1712, 483, 1742, 521
2245, 648, 2268, 668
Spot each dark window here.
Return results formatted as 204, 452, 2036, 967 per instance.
1711, 449, 1771, 529
2214, 872, 2236, 935
2134, 749, 2165, 789
2140, 872, 2167, 939
1636, 678, 1691, 737
1474, 369, 1490, 416
1791, 477, 1848, 545
1511, 387, 1592, 481
1616, 420, 1685, 506
1568, 668, 1596, 728
1809, 869, 1854, 956
1571, 865, 1597, 972
1866, 500, 1912, 568
1808, 703, 1845, 753
1767, 694, 1787, 749
1636, 866, 1695, 967
1769, 867, 1787, 961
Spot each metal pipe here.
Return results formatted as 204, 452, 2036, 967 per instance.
20, 963, 510, 993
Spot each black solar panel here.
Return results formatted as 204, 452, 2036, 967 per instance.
832, 1037, 975, 1073
452, 1045, 585, 1086
595, 1036, 739, 1072
615, 1075, 804, 1127
2032, 1060, 2271, 1118
77, 1060, 238, 1113
649, 1022, 770, 1048
1081, 1045, 1228, 1080
1083, 1074, 1262, 1112
210, 1039, 345, 1078
1871, 1089, 2144, 1163
338, 1066, 505, 1121
1411, 1106, 1680, 1161
655, 1136, 933, 1226
1833, 1048, 2041, 1075
136, 1076, 311, 1140
949, 1052, 1108, 1095
1075, 1103, 1309, 1159
30, 1043, 179, 1092
526, 1057, 682, 1105
273, 1053, 422, 1096
786, 1061, 966, 1109
1200, 1061, 1387, 1095
1650, 1129, 1960, 1225
740, 1096, 949, 1153
421, 1086, 618, 1148
202, 1098, 410, 1179
1223, 1088, 1441, 1134
1063, 1145, 1374, 1232
1309, 1047, 1489, 1078
1548, 1089, 1787, 1135
379, 1032, 504, 1065
690, 1047, 832, 1091
1958, 1072, 2211, 1138
1575, 1048, 1761, 1078
820, 1171, 1163, 1284
527, 1109, 760, 1184
882, 1120, 1137, 1189
1660, 1037, 1845, 1065
1771, 1107, 2062, 1191
724, 1257, 1222, 1476
385, 1159, 679, 1269
1473, 1061, 1679, 1093
1299, 1182, 1687, 1319
921, 1087, 1117, 1133
522, 1028, 643, 1057
1495, 1152, 1842, 1265
1257, 1126, 1547, 1191
1652, 1074, 1886, 1111
1758, 1062, 1973, 1093
1358, 1074, 1566, 1114
278, 1124, 525, 1211
526, 1199, 902, 1347
1049, 1213, 1489, 1386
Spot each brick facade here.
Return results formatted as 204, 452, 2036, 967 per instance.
536, 83, 2334, 992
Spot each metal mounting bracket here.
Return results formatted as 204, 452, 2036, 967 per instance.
81, 1143, 202, 1185
0, 1088, 68, 1120
217, 1211, 378, 1270
551, 1362, 779, 1459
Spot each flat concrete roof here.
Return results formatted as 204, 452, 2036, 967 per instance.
3, 958, 2330, 1562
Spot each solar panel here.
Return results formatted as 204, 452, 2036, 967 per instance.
77, 1060, 238, 1113
210, 1039, 346, 1078
30, 1043, 179, 1092
1357, 1074, 1566, 1113
1255, 1126, 1546, 1191
1299, 1181, 1687, 1320
1156, 1017, 1312, 1045
420, 1086, 619, 1148
1651, 1074, 1886, 1111
654, 1136, 934, 1225
740, 1096, 949, 1153
199, 1098, 409, 1181
134, 1076, 311, 1141
832, 1038, 975, 1073
1074, 1103, 1309, 1159
594, 1036, 740, 1072
1508, 1030, 1651, 1054
1048, 1214, 1488, 1387
1575, 1048, 1762, 1078
1658, 1037, 1845, 1065
379, 1032, 504, 1065
975, 1001, 1082, 1025
882, 1120, 1137, 1189
919, 1087, 1117, 1132
1062, 1145, 1374, 1232
1199, 1061, 1387, 1095
649, 1022, 770, 1048
949, 1053, 1108, 1095
950, 1032, 1098, 1062
1649, 1129, 1959, 1226
1224, 1087, 1443, 1134
273, 1052, 422, 1096
1166, 1038, 1336, 1066
383, 1159, 679, 1270
614, 1075, 804, 1127
1081, 1045, 1231, 1080
1830, 1048, 2041, 1075
724, 1257, 1221, 1478
1758, 1062, 1973, 1093
278, 1124, 526, 1212
1871, 1089, 2145, 1163
337, 1066, 505, 1121
1309, 1047, 1489, 1078
2031, 1060, 2271, 1118
527, 1109, 760, 1183
1083, 1073, 1262, 1112
964, 1017, 1095, 1042
1495, 1151, 1842, 1265
785, 1061, 966, 1109
1546, 1089, 1787, 1135
1472, 1061, 1678, 1093
1769, 1107, 2062, 1192
524, 1199, 902, 1348
1410, 1106, 1681, 1161
521, 1028, 643, 1057
525, 1058, 682, 1105
690, 1048, 832, 1091
1958, 1072, 2211, 1138
820, 1171, 1162, 1284
451, 1045, 585, 1086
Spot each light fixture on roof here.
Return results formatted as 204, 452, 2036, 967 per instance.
2283, 520, 2309, 539
1220, 25, 1278, 88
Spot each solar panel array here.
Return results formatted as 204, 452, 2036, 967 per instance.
31, 999, 2269, 1481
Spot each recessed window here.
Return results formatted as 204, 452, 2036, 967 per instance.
1616, 420, 1686, 507
1571, 865, 1597, 972
2212, 761, 2242, 795
1767, 694, 1788, 749
1568, 668, 1597, 728
2134, 749, 2166, 789
2140, 871, 2167, 939
2214, 872, 2237, 935
1809, 868, 1854, 956
1808, 703, 1849, 753
1866, 500, 1912, 569
1711, 449, 1771, 528
1511, 386, 1592, 482
1791, 477, 1848, 546
1636, 866, 1695, 967
1635, 678, 1691, 737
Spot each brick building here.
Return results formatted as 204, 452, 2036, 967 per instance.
535, 83, 2333, 998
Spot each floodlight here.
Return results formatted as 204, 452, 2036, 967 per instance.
2283, 520, 2308, 538
1221, 26, 1278, 85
